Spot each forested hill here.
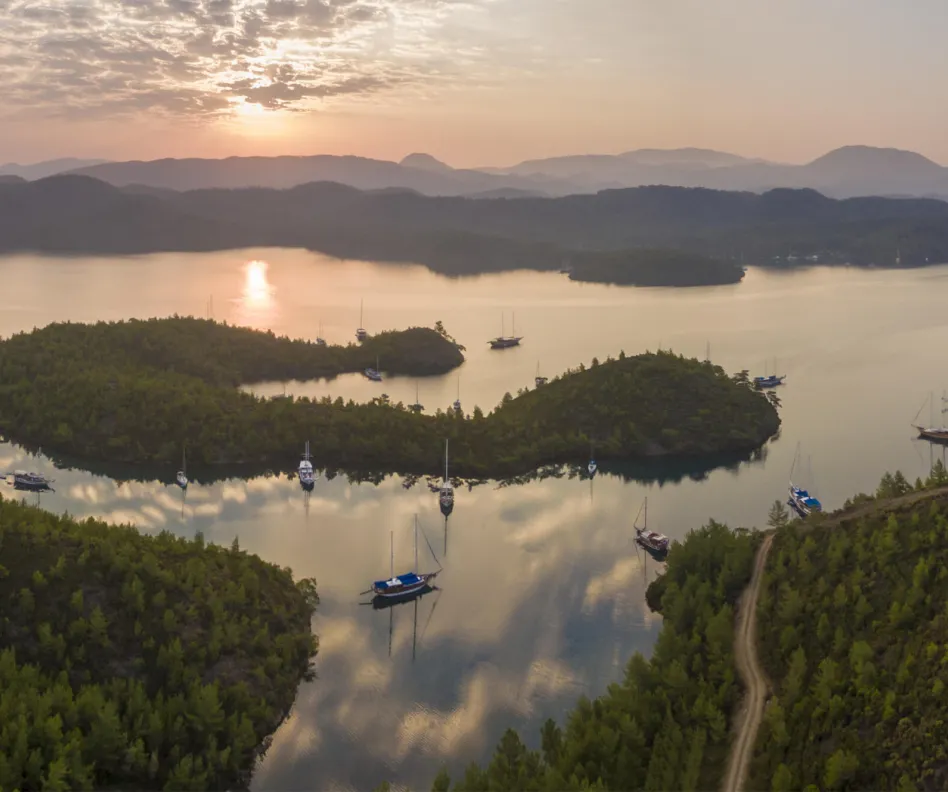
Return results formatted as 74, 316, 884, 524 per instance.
4, 175, 948, 276
0, 496, 319, 790
750, 463, 948, 791
0, 318, 779, 477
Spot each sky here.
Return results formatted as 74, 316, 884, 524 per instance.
2, 0, 948, 167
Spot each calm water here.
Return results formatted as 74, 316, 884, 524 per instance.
2, 249, 948, 790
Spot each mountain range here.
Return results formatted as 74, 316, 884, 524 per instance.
0, 146, 948, 199
7, 146, 948, 200
2, 174, 947, 283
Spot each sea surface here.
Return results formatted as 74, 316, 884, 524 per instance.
2, 249, 947, 791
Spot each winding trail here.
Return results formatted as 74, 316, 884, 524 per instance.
722, 532, 774, 792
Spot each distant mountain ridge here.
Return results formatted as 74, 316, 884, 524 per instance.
0, 158, 109, 180
54, 145, 948, 200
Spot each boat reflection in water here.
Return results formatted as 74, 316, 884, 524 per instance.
367, 583, 441, 662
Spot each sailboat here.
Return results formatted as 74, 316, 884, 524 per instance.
356, 299, 368, 341
176, 447, 188, 489
489, 312, 523, 349
634, 497, 669, 557
364, 355, 382, 382
912, 392, 948, 443
369, 516, 441, 599
587, 443, 597, 477
753, 357, 785, 389
410, 383, 424, 413
453, 376, 461, 413
298, 440, 317, 490
439, 439, 455, 516
788, 444, 822, 517
535, 361, 548, 387
316, 321, 327, 347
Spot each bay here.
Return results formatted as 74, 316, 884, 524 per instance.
1, 249, 946, 790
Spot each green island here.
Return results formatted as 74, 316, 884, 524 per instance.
0, 318, 779, 478
749, 463, 948, 791
568, 248, 744, 287
0, 495, 319, 790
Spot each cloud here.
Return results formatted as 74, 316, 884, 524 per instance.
0, 0, 483, 120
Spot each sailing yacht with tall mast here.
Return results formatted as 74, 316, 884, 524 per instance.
368, 516, 441, 599
753, 358, 785, 389
175, 447, 188, 489
364, 355, 382, 382
439, 439, 454, 516
634, 497, 669, 557
788, 443, 822, 517
356, 299, 368, 341
535, 361, 548, 387
316, 321, 327, 347
912, 392, 948, 443
298, 441, 317, 490
410, 383, 424, 413
489, 312, 523, 349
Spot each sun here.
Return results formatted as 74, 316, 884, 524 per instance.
234, 99, 265, 116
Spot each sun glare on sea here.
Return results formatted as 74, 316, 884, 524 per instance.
236, 259, 277, 328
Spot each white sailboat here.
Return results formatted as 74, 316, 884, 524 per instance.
176, 447, 188, 489
634, 497, 669, 557
298, 440, 317, 490
535, 361, 548, 387
439, 439, 454, 515
364, 355, 382, 382
356, 299, 367, 341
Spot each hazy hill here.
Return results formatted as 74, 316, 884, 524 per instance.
2, 175, 948, 275
0, 157, 109, 180
69, 154, 575, 197
59, 145, 948, 199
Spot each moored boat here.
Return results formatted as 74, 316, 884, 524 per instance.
369, 516, 441, 599
299, 440, 317, 490
788, 484, 822, 517
175, 447, 188, 489
753, 374, 786, 389
364, 355, 382, 382
439, 438, 454, 516
316, 320, 327, 347
535, 361, 548, 387
356, 299, 368, 341
11, 470, 53, 491
489, 312, 523, 349
634, 497, 669, 557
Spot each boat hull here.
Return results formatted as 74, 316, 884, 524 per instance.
915, 425, 948, 444
373, 572, 438, 598
13, 476, 52, 491
754, 375, 786, 389
489, 337, 522, 349
788, 486, 822, 517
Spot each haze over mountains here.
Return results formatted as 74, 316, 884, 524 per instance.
7, 146, 948, 201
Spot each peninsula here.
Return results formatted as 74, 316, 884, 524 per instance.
0, 318, 779, 478
0, 496, 319, 790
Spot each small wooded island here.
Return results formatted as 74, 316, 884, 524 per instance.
0, 496, 319, 790
568, 248, 744, 287
0, 317, 779, 478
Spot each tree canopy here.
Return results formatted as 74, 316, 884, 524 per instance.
750, 464, 948, 791
0, 494, 318, 790
0, 319, 780, 479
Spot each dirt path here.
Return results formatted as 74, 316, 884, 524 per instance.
721, 533, 774, 792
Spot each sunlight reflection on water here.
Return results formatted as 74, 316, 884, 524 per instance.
234, 259, 277, 328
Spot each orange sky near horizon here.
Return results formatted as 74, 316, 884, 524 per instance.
2, 0, 948, 167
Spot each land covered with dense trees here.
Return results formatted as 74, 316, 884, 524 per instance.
403, 523, 760, 791
0, 318, 779, 478
7, 175, 946, 283
0, 496, 319, 790
749, 463, 948, 791
568, 248, 744, 287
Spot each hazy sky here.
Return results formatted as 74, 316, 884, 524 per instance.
2, 0, 948, 166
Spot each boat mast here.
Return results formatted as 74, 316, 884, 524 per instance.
414, 515, 418, 572
390, 530, 394, 580
512, 312, 516, 337
360, 299, 364, 328
644, 497, 647, 530
444, 439, 449, 481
